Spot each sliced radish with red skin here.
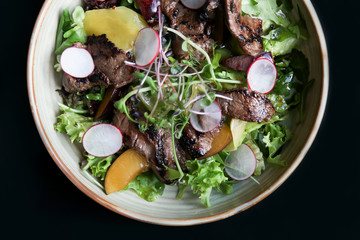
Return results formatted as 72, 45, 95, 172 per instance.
60, 47, 95, 78
225, 143, 257, 181
134, 27, 160, 67
247, 57, 277, 94
82, 123, 123, 157
181, 0, 207, 9
189, 100, 222, 133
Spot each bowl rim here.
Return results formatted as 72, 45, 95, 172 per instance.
27, 0, 329, 226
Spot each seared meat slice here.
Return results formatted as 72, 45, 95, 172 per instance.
222, 55, 255, 72
202, 0, 221, 21
87, 34, 134, 88
144, 126, 187, 184
161, 0, 217, 61
224, 0, 263, 56
172, 35, 215, 61
84, 0, 118, 11
113, 99, 187, 184
113, 109, 156, 162
162, 0, 205, 36
62, 69, 110, 93
180, 122, 222, 159
217, 87, 275, 122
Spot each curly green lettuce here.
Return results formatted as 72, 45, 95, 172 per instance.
82, 155, 116, 181
54, 104, 96, 143
123, 171, 165, 202
177, 154, 232, 207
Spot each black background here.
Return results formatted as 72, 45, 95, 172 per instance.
2, 0, 360, 239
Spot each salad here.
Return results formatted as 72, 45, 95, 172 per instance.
54, 0, 311, 207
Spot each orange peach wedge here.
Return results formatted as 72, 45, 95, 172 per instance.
105, 149, 149, 195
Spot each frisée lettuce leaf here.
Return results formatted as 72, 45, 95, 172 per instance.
123, 171, 165, 202
54, 104, 96, 143
177, 154, 232, 207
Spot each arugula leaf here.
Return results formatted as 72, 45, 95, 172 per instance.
124, 171, 165, 202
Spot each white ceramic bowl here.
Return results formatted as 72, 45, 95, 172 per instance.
27, 0, 328, 225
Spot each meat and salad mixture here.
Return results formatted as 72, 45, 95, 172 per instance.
54, 0, 311, 207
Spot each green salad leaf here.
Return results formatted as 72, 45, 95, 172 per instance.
124, 171, 165, 202
82, 155, 116, 180
242, 0, 307, 56
55, 6, 87, 56
54, 104, 96, 143
251, 123, 291, 167
177, 154, 231, 207
242, 0, 291, 31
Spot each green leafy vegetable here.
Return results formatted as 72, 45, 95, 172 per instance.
54, 104, 96, 143
177, 155, 231, 207
82, 155, 116, 180
86, 85, 106, 101
242, 0, 307, 56
55, 6, 87, 56
242, 0, 291, 31
251, 123, 291, 167
123, 171, 165, 202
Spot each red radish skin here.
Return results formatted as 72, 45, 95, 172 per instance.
135, 27, 161, 67
60, 47, 95, 78
189, 100, 222, 133
247, 57, 277, 94
181, 0, 207, 10
82, 123, 123, 158
225, 143, 257, 181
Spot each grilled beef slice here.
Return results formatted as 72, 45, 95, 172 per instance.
61, 42, 110, 93
113, 109, 156, 160
161, 0, 219, 61
217, 87, 275, 122
180, 122, 222, 159
144, 126, 187, 183
87, 34, 134, 88
112, 99, 187, 184
222, 55, 255, 72
225, 0, 263, 56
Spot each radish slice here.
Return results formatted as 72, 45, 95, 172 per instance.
225, 143, 257, 181
247, 57, 277, 94
135, 27, 160, 67
189, 100, 222, 133
181, 0, 207, 9
82, 123, 123, 157
60, 47, 95, 78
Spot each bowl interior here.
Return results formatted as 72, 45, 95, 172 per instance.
28, 0, 328, 225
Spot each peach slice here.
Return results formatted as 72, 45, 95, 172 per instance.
200, 124, 233, 159
105, 149, 149, 194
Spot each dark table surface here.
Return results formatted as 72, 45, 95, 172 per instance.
3, 0, 359, 239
